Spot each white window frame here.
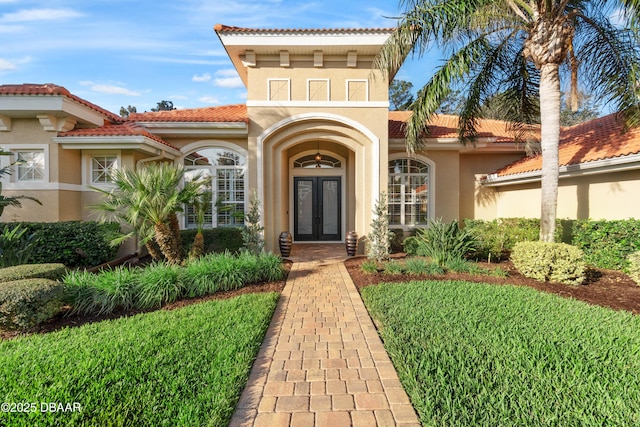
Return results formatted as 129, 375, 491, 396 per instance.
182, 146, 248, 229
267, 78, 291, 102
0, 144, 50, 187
81, 151, 121, 189
387, 154, 436, 229
345, 79, 369, 102
307, 78, 330, 102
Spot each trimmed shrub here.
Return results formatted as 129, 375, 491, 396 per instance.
0, 221, 120, 267
572, 219, 640, 270
409, 218, 476, 267
627, 251, 640, 285
0, 263, 67, 283
0, 278, 65, 330
511, 241, 586, 285
180, 227, 244, 255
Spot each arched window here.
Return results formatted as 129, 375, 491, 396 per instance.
388, 158, 430, 226
184, 147, 246, 228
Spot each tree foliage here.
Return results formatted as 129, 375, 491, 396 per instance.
389, 79, 414, 110
151, 100, 175, 112
375, 0, 640, 242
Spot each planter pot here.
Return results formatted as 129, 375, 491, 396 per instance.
279, 231, 292, 257
345, 231, 358, 256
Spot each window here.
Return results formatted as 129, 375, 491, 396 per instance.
308, 79, 329, 101
293, 153, 341, 169
269, 79, 290, 101
91, 155, 117, 183
16, 151, 45, 182
347, 80, 368, 101
184, 148, 246, 228
388, 158, 430, 226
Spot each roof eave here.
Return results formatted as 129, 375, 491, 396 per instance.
483, 153, 640, 187
53, 136, 181, 157
137, 121, 248, 137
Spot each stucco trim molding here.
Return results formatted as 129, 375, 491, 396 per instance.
483, 153, 640, 186
247, 101, 389, 108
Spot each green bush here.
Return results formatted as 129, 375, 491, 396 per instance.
410, 219, 476, 267
627, 251, 640, 285
0, 221, 120, 267
361, 260, 379, 274
180, 227, 244, 255
0, 225, 39, 267
511, 241, 586, 285
0, 263, 67, 283
572, 219, 640, 270
382, 260, 404, 275
0, 278, 65, 330
136, 262, 184, 309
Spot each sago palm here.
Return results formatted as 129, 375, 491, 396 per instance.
376, 0, 640, 241
90, 162, 205, 264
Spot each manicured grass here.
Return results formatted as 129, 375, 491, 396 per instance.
0, 292, 279, 427
361, 280, 640, 426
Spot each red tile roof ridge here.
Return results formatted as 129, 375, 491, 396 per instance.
129, 104, 248, 123
214, 24, 395, 34
59, 121, 177, 150
0, 83, 123, 123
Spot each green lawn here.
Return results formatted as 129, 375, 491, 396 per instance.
0, 292, 279, 427
361, 280, 640, 426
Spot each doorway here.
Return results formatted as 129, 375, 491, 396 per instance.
294, 176, 341, 241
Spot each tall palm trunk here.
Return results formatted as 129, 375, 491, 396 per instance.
538, 63, 562, 242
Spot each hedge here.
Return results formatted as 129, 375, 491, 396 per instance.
0, 263, 67, 283
0, 222, 120, 268
572, 219, 640, 270
464, 218, 640, 270
0, 278, 65, 330
180, 227, 244, 255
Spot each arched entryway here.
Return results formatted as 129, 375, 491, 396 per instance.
257, 113, 381, 250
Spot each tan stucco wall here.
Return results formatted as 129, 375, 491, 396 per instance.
460, 152, 526, 220
486, 169, 640, 220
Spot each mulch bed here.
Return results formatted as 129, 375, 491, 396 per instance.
0, 260, 291, 342
4, 256, 639, 341
344, 255, 640, 316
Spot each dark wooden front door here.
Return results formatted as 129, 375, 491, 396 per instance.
294, 177, 341, 241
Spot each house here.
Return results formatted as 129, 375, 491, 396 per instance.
0, 25, 637, 254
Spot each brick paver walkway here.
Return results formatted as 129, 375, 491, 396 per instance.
229, 257, 420, 426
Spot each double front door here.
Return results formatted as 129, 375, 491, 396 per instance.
294, 177, 341, 241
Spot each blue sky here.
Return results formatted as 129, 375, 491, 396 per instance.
1, 0, 440, 115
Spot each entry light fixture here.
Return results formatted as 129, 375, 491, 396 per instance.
315, 142, 322, 168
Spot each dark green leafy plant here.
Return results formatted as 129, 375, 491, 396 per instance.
180, 227, 243, 255
0, 221, 119, 267
572, 219, 640, 270
412, 219, 477, 268
0, 225, 39, 267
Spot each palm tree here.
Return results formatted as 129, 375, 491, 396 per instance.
90, 162, 205, 264
376, 0, 640, 241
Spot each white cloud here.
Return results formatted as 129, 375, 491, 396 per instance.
215, 68, 239, 77
0, 24, 23, 33
0, 58, 16, 71
192, 73, 211, 82
169, 95, 189, 100
79, 81, 141, 96
214, 76, 243, 89
199, 96, 220, 104
1, 8, 82, 23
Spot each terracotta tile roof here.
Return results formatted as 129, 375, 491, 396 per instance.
129, 104, 248, 123
59, 122, 177, 150
214, 24, 395, 34
494, 113, 640, 177
388, 111, 534, 141
0, 83, 123, 123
